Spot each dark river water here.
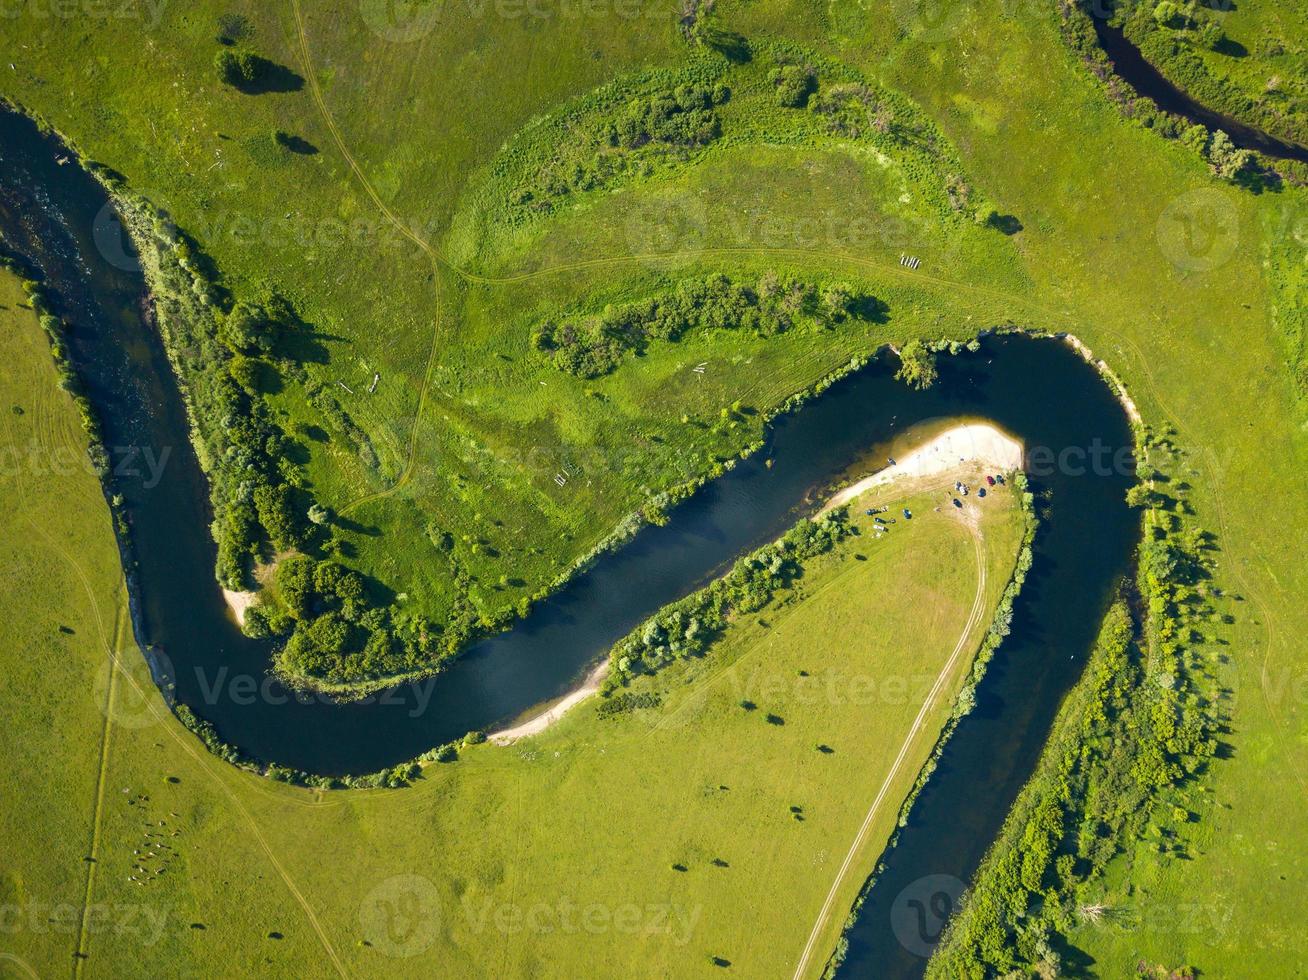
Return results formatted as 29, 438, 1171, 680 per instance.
1091, 15, 1308, 164
1, 104, 1137, 978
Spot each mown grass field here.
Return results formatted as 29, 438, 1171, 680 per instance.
2, 0, 1308, 975
0, 280, 1025, 976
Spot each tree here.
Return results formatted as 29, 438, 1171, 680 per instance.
219, 302, 277, 354
821, 284, 852, 321
253, 482, 303, 551
215, 48, 263, 88
771, 64, 816, 108
277, 555, 318, 619
1205, 130, 1253, 181
1152, 1, 1179, 27
228, 355, 262, 393
307, 503, 332, 526
1125, 484, 1155, 509
895, 339, 939, 390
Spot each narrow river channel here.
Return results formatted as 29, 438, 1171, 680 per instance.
1090, 15, 1308, 164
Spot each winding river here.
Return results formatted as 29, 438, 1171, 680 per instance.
2, 105, 1136, 978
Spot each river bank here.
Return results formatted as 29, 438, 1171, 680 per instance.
822, 423, 1023, 513
489, 424, 1026, 746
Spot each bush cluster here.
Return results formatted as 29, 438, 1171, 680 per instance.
606, 512, 853, 683
505, 72, 729, 220
533, 273, 871, 378
266, 555, 459, 684
214, 48, 264, 88
596, 691, 662, 719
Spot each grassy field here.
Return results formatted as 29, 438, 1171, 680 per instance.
3, 0, 1308, 974
0, 277, 1026, 976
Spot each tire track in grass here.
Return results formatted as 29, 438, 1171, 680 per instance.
7, 347, 121, 977
790, 526, 988, 980
289, 0, 448, 520
286, 0, 1078, 515
25, 510, 352, 979
7, 380, 351, 979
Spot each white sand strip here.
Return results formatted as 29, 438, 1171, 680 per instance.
489, 660, 611, 745
222, 588, 256, 627
822, 422, 1023, 513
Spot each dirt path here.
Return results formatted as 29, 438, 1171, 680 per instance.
790, 522, 990, 980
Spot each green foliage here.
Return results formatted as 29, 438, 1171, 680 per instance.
609, 512, 853, 681
483, 63, 730, 231
895, 339, 938, 390
252, 483, 304, 552
1204, 130, 1254, 180
611, 83, 726, 150
596, 691, 662, 719
771, 63, 816, 108
1067, 0, 1308, 164
214, 47, 262, 88
534, 273, 879, 378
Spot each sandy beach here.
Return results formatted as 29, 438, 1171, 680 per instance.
488, 660, 611, 745
822, 422, 1024, 513
221, 588, 256, 628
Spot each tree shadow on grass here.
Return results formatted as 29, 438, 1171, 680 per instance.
275, 132, 319, 155
234, 58, 305, 95
987, 212, 1024, 235
850, 295, 890, 323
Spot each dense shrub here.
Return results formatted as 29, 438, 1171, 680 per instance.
609, 83, 727, 149
214, 48, 263, 87
533, 273, 877, 378
596, 691, 663, 719
771, 64, 816, 108
894, 339, 938, 390
499, 69, 730, 222
609, 512, 853, 681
